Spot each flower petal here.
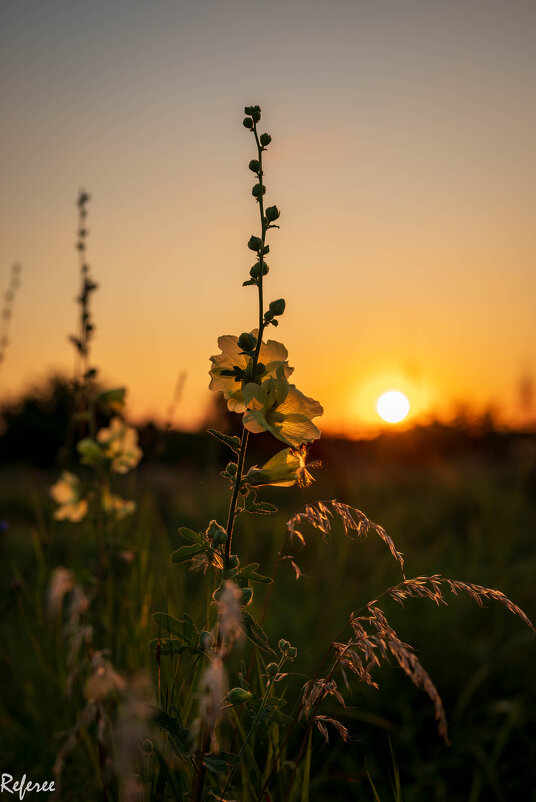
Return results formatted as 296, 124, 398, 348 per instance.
278, 414, 322, 447
242, 409, 269, 434
259, 339, 288, 365
243, 382, 271, 410
279, 388, 323, 420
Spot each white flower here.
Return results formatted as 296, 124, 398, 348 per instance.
101, 487, 136, 520
209, 330, 293, 412
242, 369, 323, 448
96, 417, 142, 474
50, 471, 88, 522
245, 446, 316, 488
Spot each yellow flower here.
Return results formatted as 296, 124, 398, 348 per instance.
96, 417, 142, 474
245, 446, 316, 488
50, 471, 88, 522
101, 487, 136, 520
242, 369, 323, 448
209, 330, 293, 412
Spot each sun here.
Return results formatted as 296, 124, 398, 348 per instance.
376, 390, 410, 423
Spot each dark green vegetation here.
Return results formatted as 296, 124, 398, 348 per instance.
1, 395, 535, 801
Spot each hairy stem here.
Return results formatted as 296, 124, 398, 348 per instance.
224, 119, 268, 566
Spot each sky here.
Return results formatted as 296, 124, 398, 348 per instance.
1, 0, 535, 435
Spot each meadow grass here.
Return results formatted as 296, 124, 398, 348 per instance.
1, 451, 535, 799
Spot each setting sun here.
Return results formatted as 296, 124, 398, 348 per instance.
376, 390, 410, 423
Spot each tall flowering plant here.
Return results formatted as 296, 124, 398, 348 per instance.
146, 106, 534, 802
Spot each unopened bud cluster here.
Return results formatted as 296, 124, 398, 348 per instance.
278, 638, 297, 660
242, 106, 287, 328
0, 262, 22, 370
71, 189, 98, 382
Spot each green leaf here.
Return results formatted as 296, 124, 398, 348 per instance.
207, 429, 241, 454
238, 563, 272, 584
152, 613, 198, 646
149, 638, 189, 656
152, 707, 193, 759
204, 752, 238, 774
243, 490, 277, 515
265, 707, 293, 726
96, 387, 126, 411
252, 501, 278, 515
244, 489, 257, 510
178, 526, 204, 544
242, 610, 275, 655
180, 613, 197, 646
153, 613, 185, 639
171, 543, 207, 563
77, 437, 102, 466
264, 696, 287, 707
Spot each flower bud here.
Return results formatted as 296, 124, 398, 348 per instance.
141, 739, 154, 754
250, 261, 269, 278
266, 662, 279, 676
199, 630, 214, 651
249, 159, 261, 173
227, 687, 253, 705
287, 646, 297, 659
243, 117, 254, 129
269, 299, 286, 316
260, 133, 272, 147
265, 205, 280, 222
278, 639, 290, 652
244, 105, 261, 116
252, 183, 266, 198
244, 467, 270, 485
226, 462, 238, 476
248, 235, 263, 251
206, 519, 227, 541
227, 554, 239, 569
238, 332, 257, 351
264, 310, 274, 322
251, 109, 261, 123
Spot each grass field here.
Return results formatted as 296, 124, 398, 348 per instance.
1, 421, 535, 801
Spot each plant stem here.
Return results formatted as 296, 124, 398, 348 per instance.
223, 119, 268, 566
196, 113, 271, 802
224, 427, 249, 564
255, 622, 350, 802
221, 658, 284, 801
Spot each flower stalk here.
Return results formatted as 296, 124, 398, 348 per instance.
223, 108, 271, 567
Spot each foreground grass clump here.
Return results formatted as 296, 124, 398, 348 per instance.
0, 106, 534, 802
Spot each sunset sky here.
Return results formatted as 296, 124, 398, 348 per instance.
1, 0, 535, 435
